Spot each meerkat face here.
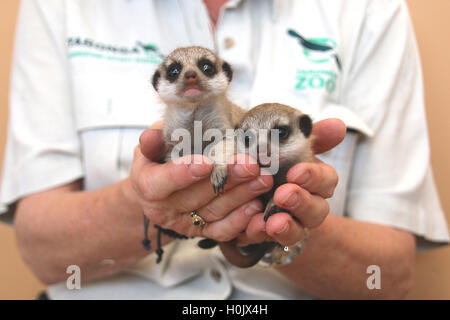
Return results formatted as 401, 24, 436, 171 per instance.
152, 46, 233, 106
238, 103, 313, 168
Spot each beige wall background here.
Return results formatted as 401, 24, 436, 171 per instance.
0, 0, 449, 299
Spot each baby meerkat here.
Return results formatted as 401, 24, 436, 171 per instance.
145, 46, 244, 260
152, 46, 244, 193
218, 103, 315, 268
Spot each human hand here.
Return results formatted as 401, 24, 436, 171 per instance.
237, 118, 346, 247
130, 122, 274, 242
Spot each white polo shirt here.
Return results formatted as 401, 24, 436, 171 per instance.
1, 0, 449, 299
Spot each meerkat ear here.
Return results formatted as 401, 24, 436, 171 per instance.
298, 114, 312, 138
222, 62, 233, 82
152, 70, 161, 90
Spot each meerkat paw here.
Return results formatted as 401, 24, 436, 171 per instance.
210, 164, 228, 195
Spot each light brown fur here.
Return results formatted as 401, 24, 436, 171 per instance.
219, 103, 315, 268
152, 46, 244, 191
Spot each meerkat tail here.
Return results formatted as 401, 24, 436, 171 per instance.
219, 241, 276, 268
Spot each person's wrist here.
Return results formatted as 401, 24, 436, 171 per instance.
120, 178, 143, 214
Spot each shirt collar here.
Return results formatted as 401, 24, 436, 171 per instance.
224, 0, 243, 9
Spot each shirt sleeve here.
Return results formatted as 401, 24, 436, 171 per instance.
343, 0, 449, 246
0, 0, 83, 223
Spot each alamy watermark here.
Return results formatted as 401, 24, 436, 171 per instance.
170, 121, 281, 175
66, 265, 81, 290
65, 264, 382, 292
366, 265, 381, 290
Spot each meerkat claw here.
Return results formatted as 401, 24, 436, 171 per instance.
212, 174, 227, 195
263, 198, 284, 222
210, 164, 229, 195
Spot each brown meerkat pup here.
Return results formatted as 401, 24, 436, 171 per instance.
152, 46, 244, 192
146, 46, 245, 259
218, 103, 315, 268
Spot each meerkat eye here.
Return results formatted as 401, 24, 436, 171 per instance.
198, 59, 216, 77
274, 126, 290, 140
166, 62, 182, 82
244, 135, 251, 148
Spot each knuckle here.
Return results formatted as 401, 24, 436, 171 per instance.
325, 189, 335, 199
328, 165, 339, 185
218, 233, 234, 242
310, 163, 321, 179
212, 230, 232, 242
138, 172, 159, 201
319, 164, 338, 198
324, 172, 338, 198
176, 200, 193, 215
333, 173, 339, 189
321, 200, 330, 217
222, 229, 239, 242
309, 200, 329, 228
204, 203, 223, 221
327, 186, 336, 198
167, 162, 192, 188
300, 190, 313, 211
325, 164, 338, 184
165, 163, 178, 182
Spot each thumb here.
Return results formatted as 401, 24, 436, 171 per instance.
139, 121, 165, 161
312, 118, 346, 154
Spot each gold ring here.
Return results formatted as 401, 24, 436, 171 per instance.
190, 211, 206, 227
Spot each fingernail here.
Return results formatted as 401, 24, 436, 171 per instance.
245, 203, 262, 217
275, 223, 290, 235
188, 163, 212, 178
293, 170, 310, 185
233, 164, 255, 178
248, 176, 269, 191
281, 192, 299, 208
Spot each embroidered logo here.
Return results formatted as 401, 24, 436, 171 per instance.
287, 29, 340, 94
287, 29, 341, 69
67, 38, 164, 65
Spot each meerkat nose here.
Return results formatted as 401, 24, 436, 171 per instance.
184, 71, 198, 84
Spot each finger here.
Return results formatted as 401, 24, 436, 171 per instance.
199, 199, 264, 242
243, 213, 271, 244
192, 174, 273, 222
169, 154, 268, 215
273, 183, 330, 228
312, 118, 346, 154
286, 161, 338, 198
138, 154, 214, 201
130, 144, 161, 195
265, 212, 306, 246
139, 122, 165, 161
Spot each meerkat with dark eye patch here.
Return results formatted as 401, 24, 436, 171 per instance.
152, 46, 244, 193
217, 103, 315, 268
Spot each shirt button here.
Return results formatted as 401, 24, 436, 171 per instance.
223, 37, 235, 49
210, 269, 222, 282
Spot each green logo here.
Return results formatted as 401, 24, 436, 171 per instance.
67, 38, 164, 65
295, 69, 337, 93
136, 42, 164, 59
301, 38, 337, 64
287, 29, 340, 93
287, 29, 341, 70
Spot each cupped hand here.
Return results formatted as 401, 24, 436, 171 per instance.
238, 118, 347, 247
130, 122, 274, 242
